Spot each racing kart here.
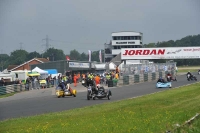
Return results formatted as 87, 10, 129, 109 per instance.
55, 86, 77, 98
156, 82, 172, 88
87, 85, 112, 100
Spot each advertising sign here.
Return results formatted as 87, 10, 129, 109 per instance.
69, 62, 90, 68
121, 47, 200, 59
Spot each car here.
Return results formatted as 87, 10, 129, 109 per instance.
156, 82, 172, 88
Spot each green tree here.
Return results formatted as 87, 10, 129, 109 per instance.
27, 51, 41, 60
70, 49, 80, 60
0, 54, 10, 71
43, 48, 65, 61
79, 52, 87, 61
9, 50, 28, 65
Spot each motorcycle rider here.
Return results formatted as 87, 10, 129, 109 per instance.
186, 71, 192, 80
157, 77, 165, 83
166, 73, 172, 81
58, 81, 67, 92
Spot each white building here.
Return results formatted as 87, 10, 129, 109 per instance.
104, 31, 143, 62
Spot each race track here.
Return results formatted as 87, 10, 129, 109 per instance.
0, 73, 199, 121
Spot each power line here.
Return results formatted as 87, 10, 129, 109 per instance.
42, 35, 51, 51
19, 42, 23, 50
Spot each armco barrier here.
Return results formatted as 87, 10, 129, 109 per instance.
0, 84, 25, 95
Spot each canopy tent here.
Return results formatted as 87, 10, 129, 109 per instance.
109, 62, 117, 70
44, 69, 58, 78
95, 64, 106, 70
32, 67, 48, 74
27, 72, 40, 77
32, 67, 48, 79
44, 69, 58, 74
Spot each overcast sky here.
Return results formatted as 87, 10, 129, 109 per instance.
0, 0, 200, 55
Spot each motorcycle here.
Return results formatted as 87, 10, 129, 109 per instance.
55, 86, 77, 98
198, 70, 200, 75
187, 74, 197, 81
166, 75, 177, 82
87, 85, 112, 100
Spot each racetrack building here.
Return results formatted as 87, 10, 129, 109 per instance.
104, 31, 143, 62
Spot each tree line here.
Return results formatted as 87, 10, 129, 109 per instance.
144, 34, 200, 66
0, 48, 104, 71
0, 34, 200, 71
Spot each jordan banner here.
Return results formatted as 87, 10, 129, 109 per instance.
121, 47, 200, 59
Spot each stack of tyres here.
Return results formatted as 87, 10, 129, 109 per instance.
108, 80, 113, 87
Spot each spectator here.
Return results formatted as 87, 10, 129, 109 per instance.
0, 78, 6, 86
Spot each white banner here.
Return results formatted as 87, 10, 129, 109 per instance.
121, 47, 200, 59
69, 62, 90, 68
88, 50, 91, 62
99, 50, 102, 63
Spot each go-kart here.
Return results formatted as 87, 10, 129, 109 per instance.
87, 85, 112, 100
55, 86, 77, 98
156, 82, 172, 88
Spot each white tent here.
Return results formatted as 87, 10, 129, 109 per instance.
32, 67, 48, 79
32, 67, 48, 74
109, 62, 116, 70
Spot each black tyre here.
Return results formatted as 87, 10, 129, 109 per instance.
87, 91, 90, 100
73, 94, 76, 97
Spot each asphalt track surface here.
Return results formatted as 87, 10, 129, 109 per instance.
0, 73, 199, 121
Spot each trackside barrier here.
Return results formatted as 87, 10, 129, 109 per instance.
134, 75, 140, 83
123, 76, 129, 85
117, 71, 175, 86
152, 73, 156, 80
0, 84, 25, 96
144, 73, 148, 82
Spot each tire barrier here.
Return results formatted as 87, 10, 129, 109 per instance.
144, 73, 148, 82
152, 73, 156, 80
108, 80, 113, 87
123, 76, 129, 85
159, 72, 162, 78
134, 75, 140, 83
0, 84, 25, 96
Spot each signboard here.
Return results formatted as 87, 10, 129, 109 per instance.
121, 47, 200, 59
69, 62, 90, 68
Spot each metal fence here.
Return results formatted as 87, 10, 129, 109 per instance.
120, 62, 177, 76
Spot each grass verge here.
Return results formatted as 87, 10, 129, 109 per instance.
0, 83, 200, 133
0, 92, 15, 98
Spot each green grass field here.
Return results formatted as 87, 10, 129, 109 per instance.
0, 82, 200, 133
177, 66, 199, 73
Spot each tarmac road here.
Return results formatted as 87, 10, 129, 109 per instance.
0, 73, 199, 121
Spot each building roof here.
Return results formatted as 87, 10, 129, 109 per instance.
9, 58, 49, 71
36, 58, 49, 62
7, 65, 18, 71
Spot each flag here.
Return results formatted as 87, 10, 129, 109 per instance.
88, 50, 91, 62
66, 56, 70, 61
99, 50, 102, 63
